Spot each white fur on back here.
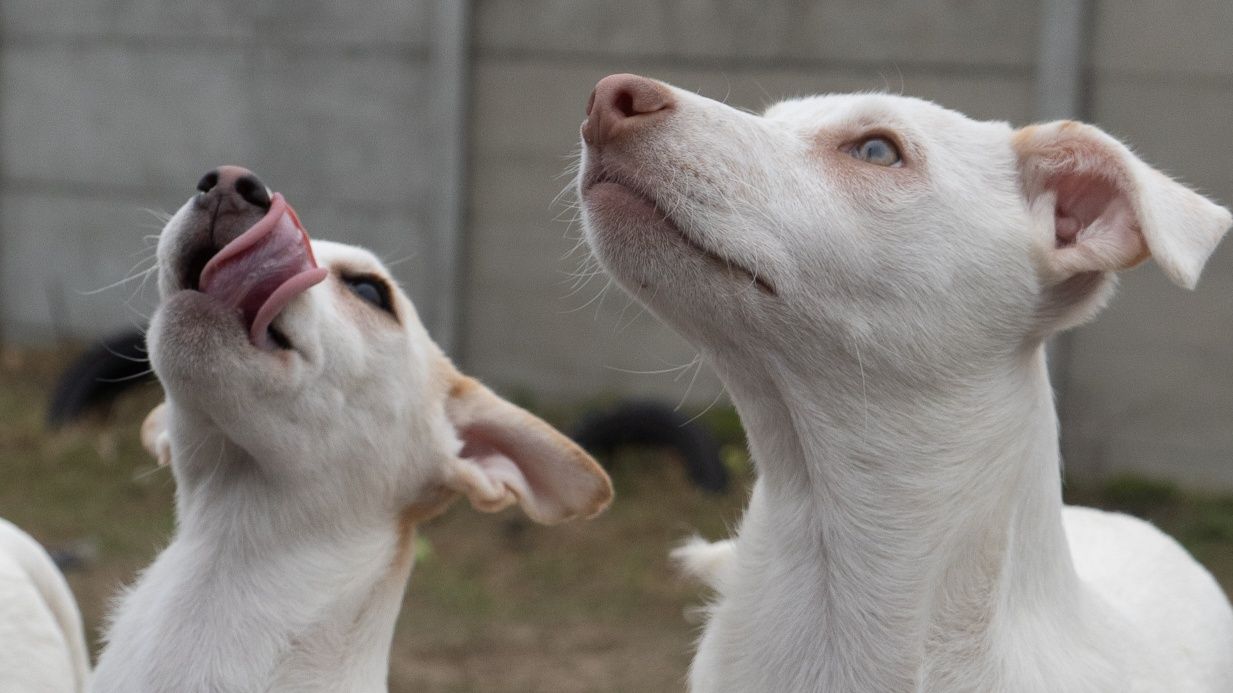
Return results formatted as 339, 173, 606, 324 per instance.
672, 537, 735, 593
1064, 506, 1233, 690
0, 518, 89, 692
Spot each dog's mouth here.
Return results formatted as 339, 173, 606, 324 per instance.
195, 193, 329, 350
581, 164, 776, 296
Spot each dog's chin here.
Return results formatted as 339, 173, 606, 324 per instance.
149, 291, 308, 402
580, 181, 776, 298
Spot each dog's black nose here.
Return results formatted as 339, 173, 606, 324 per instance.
195, 166, 271, 211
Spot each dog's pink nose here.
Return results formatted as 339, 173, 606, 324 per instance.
582, 74, 674, 148
195, 165, 271, 211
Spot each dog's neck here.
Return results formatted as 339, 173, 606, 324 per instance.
705, 344, 1106, 691
92, 428, 418, 693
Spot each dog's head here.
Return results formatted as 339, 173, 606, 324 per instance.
146, 166, 612, 525
578, 75, 1230, 381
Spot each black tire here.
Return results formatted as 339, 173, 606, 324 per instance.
571, 400, 728, 493
46, 329, 155, 428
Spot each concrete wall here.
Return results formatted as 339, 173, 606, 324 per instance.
1, 1, 1230, 486
0, 1, 460, 344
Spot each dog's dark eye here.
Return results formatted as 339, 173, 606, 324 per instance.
344, 275, 394, 315
851, 136, 902, 167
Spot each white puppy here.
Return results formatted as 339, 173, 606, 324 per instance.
91, 166, 613, 692
577, 75, 1233, 692
0, 519, 90, 692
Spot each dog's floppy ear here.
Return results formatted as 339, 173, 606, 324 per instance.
1014, 120, 1231, 290
141, 402, 172, 467
442, 375, 613, 525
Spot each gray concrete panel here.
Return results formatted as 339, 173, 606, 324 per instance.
476, 0, 1039, 67
1, 45, 256, 195
0, 0, 432, 47
0, 191, 164, 341
1092, 0, 1233, 78
246, 49, 439, 207
1, 44, 438, 206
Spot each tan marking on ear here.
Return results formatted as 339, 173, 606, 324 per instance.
448, 373, 479, 399
1015, 119, 1074, 135
582, 468, 616, 518
1126, 243, 1152, 268
387, 486, 459, 582
1010, 124, 1038, 151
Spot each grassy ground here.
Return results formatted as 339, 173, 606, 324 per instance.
1, 347, 1230, 691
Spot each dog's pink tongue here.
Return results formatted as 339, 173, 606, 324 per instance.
198, 193, 328, 349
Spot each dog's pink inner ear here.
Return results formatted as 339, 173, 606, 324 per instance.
1052, 172, 1122, 247
451, 427, 551, 512
1043, 167, 1148, 275
443, 376, 613, 525
1055, 213, 1081, 246
1016, 128, 1146, 278
1015, 120, 1230, 289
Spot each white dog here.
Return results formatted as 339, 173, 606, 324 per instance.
0, 519, 90, 692
577, 74, 1233, 692
89, 166, 613, 692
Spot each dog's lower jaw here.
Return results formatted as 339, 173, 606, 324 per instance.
688, 346, 1221, 693
580, 175, 778, 300
148, 293, 318, 434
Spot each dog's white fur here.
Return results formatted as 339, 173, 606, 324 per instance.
0, 518, 90, 692
579, 76, 1233, 692
671, 536, 734, 593
89, 195, 612, 692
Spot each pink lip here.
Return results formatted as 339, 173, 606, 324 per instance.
198, 193, 328, 349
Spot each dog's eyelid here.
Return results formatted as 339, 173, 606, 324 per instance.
840, 131, 907, 167
339, 271, 398, 320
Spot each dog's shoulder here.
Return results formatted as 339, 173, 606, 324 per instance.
1063, 505, 1233, 688
0, 518, 90, 692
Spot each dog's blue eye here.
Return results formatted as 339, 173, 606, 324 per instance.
344, 275, 394, 315
852, 136, 901, 167
352, 281, 382, 305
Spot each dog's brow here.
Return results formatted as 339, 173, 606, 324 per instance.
330, 260, 389, 280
